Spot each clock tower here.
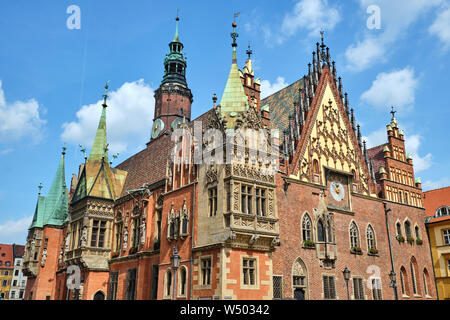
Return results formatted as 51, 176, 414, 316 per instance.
151, 16, 193, 141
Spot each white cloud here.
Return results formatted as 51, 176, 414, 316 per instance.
345, 37, 386, 72
0, 80, 47, 143
360, 67, 418, 111
429, 7, 450, 49
0, 216, 32, 244
61, 79, 155, 156
405, 134, 433, 172
346, 0, 443, 71
363, 127, 387, 149
260, 77, 289, 99
422, 177, 450, 191
263, 0, 340, 45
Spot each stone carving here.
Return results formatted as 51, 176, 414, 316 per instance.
292, 260, 304, 276
271, 236, 281, 247
249, 234, 260, 245
41, 249, 47, 267
80, 226, 87, 248
140, 219, 146, 245
123, 227, 128, 250
65, 234, 70, 252
206, 166, 218, 184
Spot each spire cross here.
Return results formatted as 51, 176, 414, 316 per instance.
246, 43, 252, 59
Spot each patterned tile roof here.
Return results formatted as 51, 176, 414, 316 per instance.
368, 144, 387, 184
261, 78, 305, 132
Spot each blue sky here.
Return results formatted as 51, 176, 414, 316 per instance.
0, 0, 449, 243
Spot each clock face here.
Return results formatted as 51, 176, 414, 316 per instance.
151, 119, 164, 139
330, 181, 345, 202
171, 118, 183, 131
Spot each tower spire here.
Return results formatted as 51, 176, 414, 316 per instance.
88, 82, 109, 162
219, 20, 249, 118
173, 10, 180, 42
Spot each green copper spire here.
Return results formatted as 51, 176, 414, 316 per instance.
88, 82, 109, 163
173, 13, 180, 42
29, 148, 68, 229
45, 147, 69, 226
219, 22, 249, 116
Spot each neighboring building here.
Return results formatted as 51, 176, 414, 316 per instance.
424, 186, 450, 300
0, 244, 14, 300
9, 244, 26, 300
24, 18, 437, 300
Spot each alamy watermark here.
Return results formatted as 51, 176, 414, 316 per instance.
367, 5, 381, 30
66, 5, 81, 30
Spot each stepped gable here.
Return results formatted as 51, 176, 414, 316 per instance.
368, 144, 387, 184
261, 78, 304, 132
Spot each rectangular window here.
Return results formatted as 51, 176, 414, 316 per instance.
10, 291, 15, 299
108, 271, 119, 300
14, 270, 19, 276
132, 219, 140, 248
256, 188, 267, 216
323, 276, 336, 299
201, 258, 212, 286
126, 268, 137, 300
371, 278, 382, 300
353, 278, 365, 300
2, 280, 7, 287
273, 276, 283, 299
13, 280, 17, 287
243, 258, 256, 286
443, 229, 450, 245
241, 185, 253, 214
19, 290, 24, 299
91, 220, 107, 248
208, 187, 217, 217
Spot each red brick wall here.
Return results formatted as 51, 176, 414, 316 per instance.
273, 174, 436, 300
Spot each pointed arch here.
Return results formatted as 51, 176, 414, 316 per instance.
366, 224, 376, 250
302, 212, 313, 242
404, 218, 412, 238
410, 256, 421, 296
317, 219, 325, 242
400, 266, 410, 297
349, 221, 360, 249
292, 257, 309, 300
423, 268, 431, 297
164, 268, 173, 300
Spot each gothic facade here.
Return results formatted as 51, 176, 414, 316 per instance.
23, 19, 436, 300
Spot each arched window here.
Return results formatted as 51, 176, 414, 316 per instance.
302, 214, 312, 242
404, 221, 411, 238
164, 269, 173, 299
313, 160, 319, 174
415, 226, 420, 239
396, 222, 402, 236
317, 220, 325, 242
327, 222, 332, 243
178, 267, 187, 297
292, 258, 308, 300
435, 206, 450, 218
367, 225, 376, 250
350, 222, 359, 249
400, 267, 409, 296
423, 269, 431, 297
410, 262, 417, 295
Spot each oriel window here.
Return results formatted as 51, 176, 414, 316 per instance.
256, 188, 267, 216
241, 185, 253, 214
208, 187, 217, 217
91, 220, 107, 248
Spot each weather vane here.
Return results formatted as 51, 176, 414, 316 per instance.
390, 106, 397, 118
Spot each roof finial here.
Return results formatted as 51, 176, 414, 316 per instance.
246, 43, 252, 60
174, 9, 180, 42
390, 106, 397, 118
231, 15, 239, 64
38, 183, 43, 196
102, 80, 110, 108
212, 93, 217, 107
62, 144, 67, 156
79, 144, 87, 162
